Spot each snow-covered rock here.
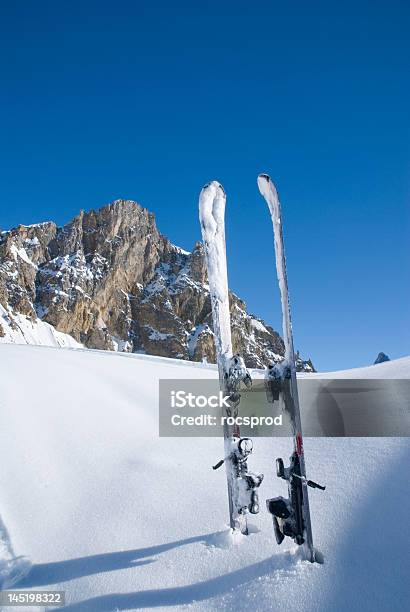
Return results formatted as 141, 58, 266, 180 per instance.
0, 201, 313, 369
0, 304, 81, 348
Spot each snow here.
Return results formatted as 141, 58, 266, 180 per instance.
0, 346, 408, 610
170, 243, 191, 256
250, 318, 269, 334
257, 174, 294, 362
24, 237, 40, 246
143, 265, 171, 298
145, 325, 172, 341
111, 336, 133, 352
199, 182, 229, 305
0, 305, 82, 349
40, 252, 108, 285
143, 257, 205, 304
187, 324, 212, 357
199, 181, 232, 369
19, 222, 53, 229
9, 244, 36, 268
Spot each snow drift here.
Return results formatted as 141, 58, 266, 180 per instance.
0, 305, 81, 349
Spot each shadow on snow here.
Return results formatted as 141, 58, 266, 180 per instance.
20, 532, 299, 610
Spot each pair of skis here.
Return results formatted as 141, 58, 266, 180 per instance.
199, 175, 324, 563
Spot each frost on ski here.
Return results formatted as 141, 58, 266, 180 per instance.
199, 181, 232, 366
257, 174, 294, 363
199, 181, 254, 535
258, 173, 316, 562
199, 181, 229, 304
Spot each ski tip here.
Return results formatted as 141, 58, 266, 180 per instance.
257, 173, 271, 187
257, 174, 278, 201
198, 180, 227, 227
200, 180, 225, 198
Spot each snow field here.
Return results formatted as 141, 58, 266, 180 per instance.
0, 345, 408, 611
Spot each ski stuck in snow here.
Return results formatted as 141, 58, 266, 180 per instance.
257, 173, 325, 563
0, 556, 32, 590
199, 181, 263, 535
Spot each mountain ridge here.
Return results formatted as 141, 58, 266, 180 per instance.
0, 199, 314, 370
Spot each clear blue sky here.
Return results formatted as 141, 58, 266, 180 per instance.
1, 1, 409, 371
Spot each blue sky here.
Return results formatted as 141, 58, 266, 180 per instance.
1, 1, 409, 371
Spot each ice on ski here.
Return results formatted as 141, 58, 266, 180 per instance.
199, 181, 230, 304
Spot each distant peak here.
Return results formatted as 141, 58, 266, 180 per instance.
374, 352, 390, 364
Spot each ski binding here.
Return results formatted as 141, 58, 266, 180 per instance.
213, 436, 264, 516
266, 453, 325, 546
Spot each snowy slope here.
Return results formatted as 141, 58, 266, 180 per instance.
0, 346, 409, 611
0, 305, 82, 349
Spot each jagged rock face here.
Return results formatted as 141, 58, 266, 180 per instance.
33, 201, 169, 349
0, 222, 57, 318
0, 200, 314, 370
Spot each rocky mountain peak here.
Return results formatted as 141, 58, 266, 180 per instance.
0, 200, 315, 370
